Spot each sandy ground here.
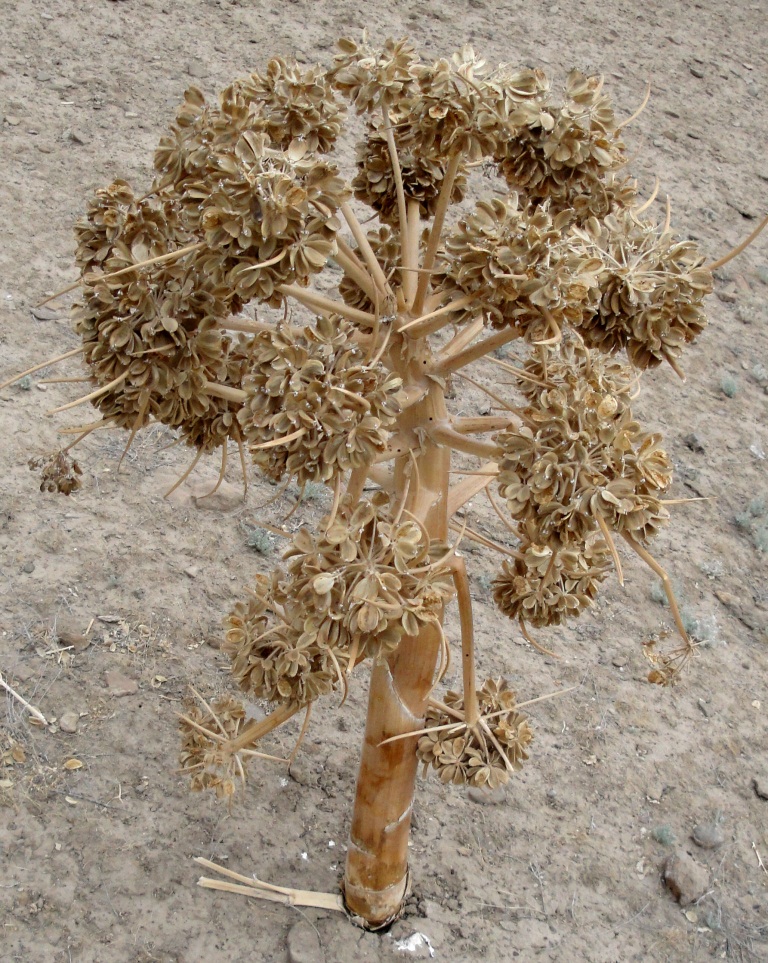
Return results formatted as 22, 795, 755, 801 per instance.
1, 1, 768, 961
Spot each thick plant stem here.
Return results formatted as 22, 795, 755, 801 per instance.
344, 381, 449, 928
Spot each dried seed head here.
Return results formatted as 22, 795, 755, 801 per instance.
417, 679, 533, 789
178, 695, 249, 799
494, 70, 626, 208
352, 123, 467, 226
493, 528, 611, 627
436, 195, 603, 338
570, 208, 713, 369
238, 317, 402, 486
329, 34, 418, 113
496, 340, 672, 546
29, 451, 83, 496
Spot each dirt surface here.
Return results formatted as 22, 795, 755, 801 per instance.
2, 1, 768, 961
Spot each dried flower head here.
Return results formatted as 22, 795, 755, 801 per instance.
495, 70, 626, 209
570, 208, 713, 369
417, 679, 533, 788
29, 451, 83, 495
224, 570, 347, 707
352, 122, 466, 225
330, 34, 418, 113
178, 694, 251, 800
493, 527, 611, 627
237, 58, 346, 154
238, 316, 402, 486
283, 491, 454, 662
437, 195, 603, 338
496, 340, 672, 545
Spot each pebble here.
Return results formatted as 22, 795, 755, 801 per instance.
59, 711, 80, 734
611, 653, 628, 668
184, 565, 200, 578
467, 784, 506, 805
187, 62, 207, 78
692, 822, 724, 849
683, 432, 705, 453
65, 128, 87, 145
21, 561, 35, 574
104, 670, 138, 697
689, 66, 705, 79
753, 772, 768, 800
286, 921, 325, 963
30, 305, 61, 321
5, 115, 21, 126
663, 851, 709, 906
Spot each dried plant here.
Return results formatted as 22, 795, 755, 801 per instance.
11, 32, 767, 930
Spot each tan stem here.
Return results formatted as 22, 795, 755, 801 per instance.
446, 460, 498, 516
276, 284, 376, 326
334, 243, 380, 305
451, 557, 479, 726
339, 202, 393, 297
432, 326, 521, 376
399, 294, 475, 337
228, 702, 300, 754
413, 152, 463, 315
382, 106, 409, 291
403, 200, 421, 309
429, 422, 500, 459
0, 345, 86, 391
217, 317, 274, 335
203, 382, 247, 404
344, 384, 450, 928
436, 314, 485, 359
451, 415, 515, 435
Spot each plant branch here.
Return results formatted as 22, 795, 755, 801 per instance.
276, 283, 377, 326
432, 326, 521, 375
413, 152, 463, 314
429, 422, 501, 459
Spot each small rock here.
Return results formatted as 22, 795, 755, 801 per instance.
714, 590, 741, 610
187, 62, 207, 78
21, 561, 35, 574
191, 479, 244, 512
612, 653, 628, 668
389, 922, 438, 959
689, 66, 705, 79
184, 565, 200, 578
59, 711, 80, 734
5, 115, 21, 126
661, 129, 678, 142
692, 823, 724, 849
286, 920, 325, 963
683, 432, 705, 453
30, 305, 61, 321
56, 626, 90, 652
467, 784, 507, 805
65, 128, 87, 145
104, 670, 138, 697
753, 772, 768, 800
663, 851, 709, 906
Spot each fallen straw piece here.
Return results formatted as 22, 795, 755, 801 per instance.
194, 857, 345, 912
0, 672, 50, 726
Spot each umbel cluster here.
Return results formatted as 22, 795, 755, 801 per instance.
25, 36, 717, 798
